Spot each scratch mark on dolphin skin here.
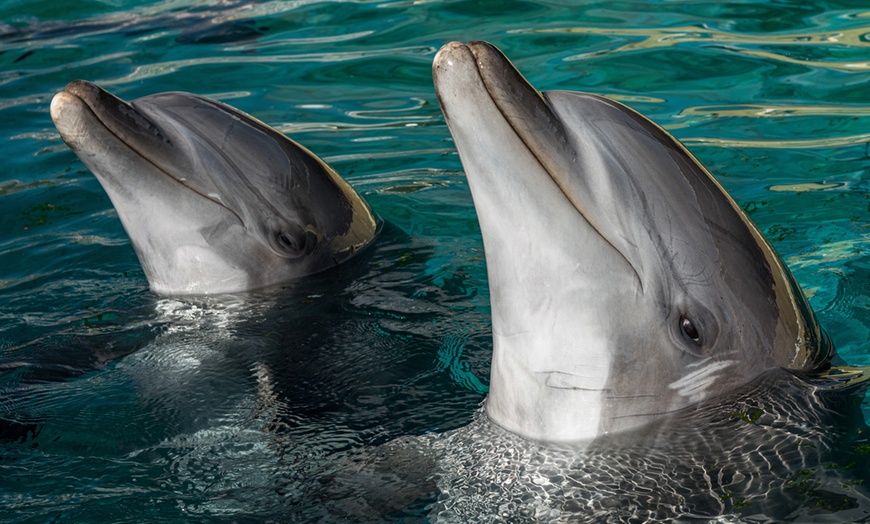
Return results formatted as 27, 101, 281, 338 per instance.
686, 357, 713, 368
668, 359, 736, 401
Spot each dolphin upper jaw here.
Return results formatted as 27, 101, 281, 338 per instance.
50, 84, 246, 225
431, 43, 641, 277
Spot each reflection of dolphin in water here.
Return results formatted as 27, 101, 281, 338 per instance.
420, 41, 870, 521
50, 81, 377, 295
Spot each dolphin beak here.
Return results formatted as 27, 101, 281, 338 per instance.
435, 41, 567, 156
51, 81, 240, 221
457, 41, 577, 182
51, 80, 171, 152
433, 41, 639, 282
435, 40, 580, 180
436, 41, 600, 222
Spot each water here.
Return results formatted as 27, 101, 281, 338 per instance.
1, 0, 868, 521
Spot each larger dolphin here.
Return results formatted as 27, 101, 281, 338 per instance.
51, 81, 377, 295
432, 41, 832, 443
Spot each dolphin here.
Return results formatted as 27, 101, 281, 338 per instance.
431, 41, 833, 443
50, 81, 378, 295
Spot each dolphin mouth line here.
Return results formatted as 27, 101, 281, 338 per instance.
538, 370, 681, 420
455, 42, 644, 289
58, 84, 245, 226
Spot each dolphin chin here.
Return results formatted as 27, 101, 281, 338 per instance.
50, 81, 378, 295
433, 41, 831, 443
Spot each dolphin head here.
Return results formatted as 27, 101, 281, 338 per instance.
433, 41, 830, 443
50, 81, 377, 295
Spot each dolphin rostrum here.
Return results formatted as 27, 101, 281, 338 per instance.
50, 81, 377, 295
432, 41, 833, 443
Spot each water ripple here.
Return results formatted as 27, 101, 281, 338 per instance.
682, 132, 870, 149
97, 45, 436, 86
0, 51, 135, 87
224, 29, 375, 50
515, 23, 870, 72
678, 103, 870, 119
324, 147, 453, 164
1, 0, 868, 520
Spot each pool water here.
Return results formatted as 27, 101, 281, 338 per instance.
1, 0, 868, 521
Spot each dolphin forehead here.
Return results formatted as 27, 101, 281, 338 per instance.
129, 90, 348, 229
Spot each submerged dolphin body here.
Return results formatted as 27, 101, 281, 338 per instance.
51, 81, 377, 295
432, 41, 832, 442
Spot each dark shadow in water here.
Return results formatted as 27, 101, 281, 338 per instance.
1, 0, 271, 48
0, 221, 483, 522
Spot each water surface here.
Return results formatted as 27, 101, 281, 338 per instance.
1, 0, 868, 521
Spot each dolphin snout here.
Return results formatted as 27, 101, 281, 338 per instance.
49, 90, 77, 127
62, 80, 106, 104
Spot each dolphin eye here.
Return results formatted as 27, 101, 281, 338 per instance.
680, 315, 701, 345
276, 231, 303, 253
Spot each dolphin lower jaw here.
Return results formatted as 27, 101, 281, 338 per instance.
146, 245, 247, 295
107, 190, 257, 295
51, 91, 108, 163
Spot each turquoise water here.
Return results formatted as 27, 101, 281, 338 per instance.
1, 0, 868, 521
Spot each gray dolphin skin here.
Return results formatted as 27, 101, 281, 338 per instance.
50, 81, 377, 295
432, 41, 832, 443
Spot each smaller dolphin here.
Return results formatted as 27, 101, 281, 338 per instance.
51, 81, 377, 295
